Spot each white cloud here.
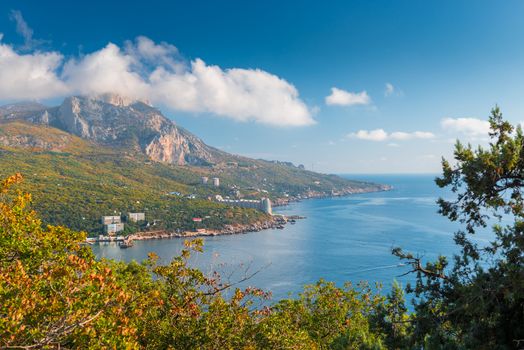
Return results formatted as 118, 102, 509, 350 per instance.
62, 43, 151, 99
124, 36, 185, 74
9, 10, 46, 50
0, 42, 68, 99
150, 58, 313, 126
348, 129, 435, 142
384, 82, 404, 97
390, 131, 435, 140
10, 11, 32, 43
325, 87, 370, 106
0, 36, 314, 127
350, 129, 388, 141
441, 117, 490, 136
385, 83, 395, 96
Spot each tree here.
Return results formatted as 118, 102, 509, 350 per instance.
372, 281, 411, 350
394, 107, 524, 349
3, 173, 393, 349
0, 174, 138, 348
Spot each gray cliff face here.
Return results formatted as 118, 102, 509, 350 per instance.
0, 102, 52, 125
0, 95, 223, 165
145, 128, 216, 165
0, 133, 71, 151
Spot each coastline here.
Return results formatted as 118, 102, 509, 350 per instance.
91, 184, 391, 244
271, 183, 392, 207
127, 216, 290, 241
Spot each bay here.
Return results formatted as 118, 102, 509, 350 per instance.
92, 174, 494, 301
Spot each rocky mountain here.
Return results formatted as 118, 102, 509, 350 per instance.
0, 94, 225, 165
0, 94, 392, 236
0, 101, 50, 123
0, 122, 78, 151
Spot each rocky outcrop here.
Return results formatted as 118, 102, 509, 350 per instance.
96, 93, 151, 107
144, 126, 218, 165
0, 94, 225, 165
0, 133, 70, 151
0, 102, 52, 124
55, 95, 225, 165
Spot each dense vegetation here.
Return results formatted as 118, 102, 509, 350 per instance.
0, 109, 522, 348
393, 107, 524, 348
0, 145, 269, 235
0, 173, 406, 349
0, 121, 379, 236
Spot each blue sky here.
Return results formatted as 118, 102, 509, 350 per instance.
1, 0, 524, 173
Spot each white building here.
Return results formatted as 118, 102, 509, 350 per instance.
105, 223, 124, 235
212, 177, 220, 187
101, 215, 121, 225
261, 198, 272, 215
128, 212, 145, 222
215, 197, 272, 215
201, 176, 209, 184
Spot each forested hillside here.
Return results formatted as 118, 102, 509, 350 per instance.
0, 120, 384, 235
0, 109, 522, 349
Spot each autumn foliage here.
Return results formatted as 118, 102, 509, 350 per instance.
0, 173, 401, 349
1, 108, 522, 349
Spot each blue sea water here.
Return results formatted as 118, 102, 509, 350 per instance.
92, 174, 494, 301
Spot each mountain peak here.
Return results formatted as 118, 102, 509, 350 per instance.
93, 93, 152, 107
0, 94, 223, 166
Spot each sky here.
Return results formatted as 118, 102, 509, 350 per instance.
1, 0, 524, 173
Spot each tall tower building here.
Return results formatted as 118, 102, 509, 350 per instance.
261, 197, 272, 215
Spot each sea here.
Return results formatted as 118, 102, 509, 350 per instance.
92, 174, 495, 302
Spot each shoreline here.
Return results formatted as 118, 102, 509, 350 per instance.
271, 184, 392, 207
91, 185, 391, 244
127, 216, 291, 241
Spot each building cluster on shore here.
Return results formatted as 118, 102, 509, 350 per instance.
102, 215, 124, 234
84, 176, 390, 247
213, 195, 272, 215
91, 212, 146, 247
91, 177, 339, 245
101, 212, 145, 235
199, 176, 272, 214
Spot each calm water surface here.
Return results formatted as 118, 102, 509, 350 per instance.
92, 174, 494, 300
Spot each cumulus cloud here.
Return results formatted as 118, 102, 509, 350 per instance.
441, 117, 490, 136
147, 57, 313, 126
62, 43, 151, 99
350, 129, 388, 141
0, 41, 68, 99
0, 36, 314, 126
325, 87, 370, 106
124, 36, 185, 74
348, 129, 435, 142
390, 131, 435, 140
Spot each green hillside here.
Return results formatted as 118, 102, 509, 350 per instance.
0, 121, 385, 236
